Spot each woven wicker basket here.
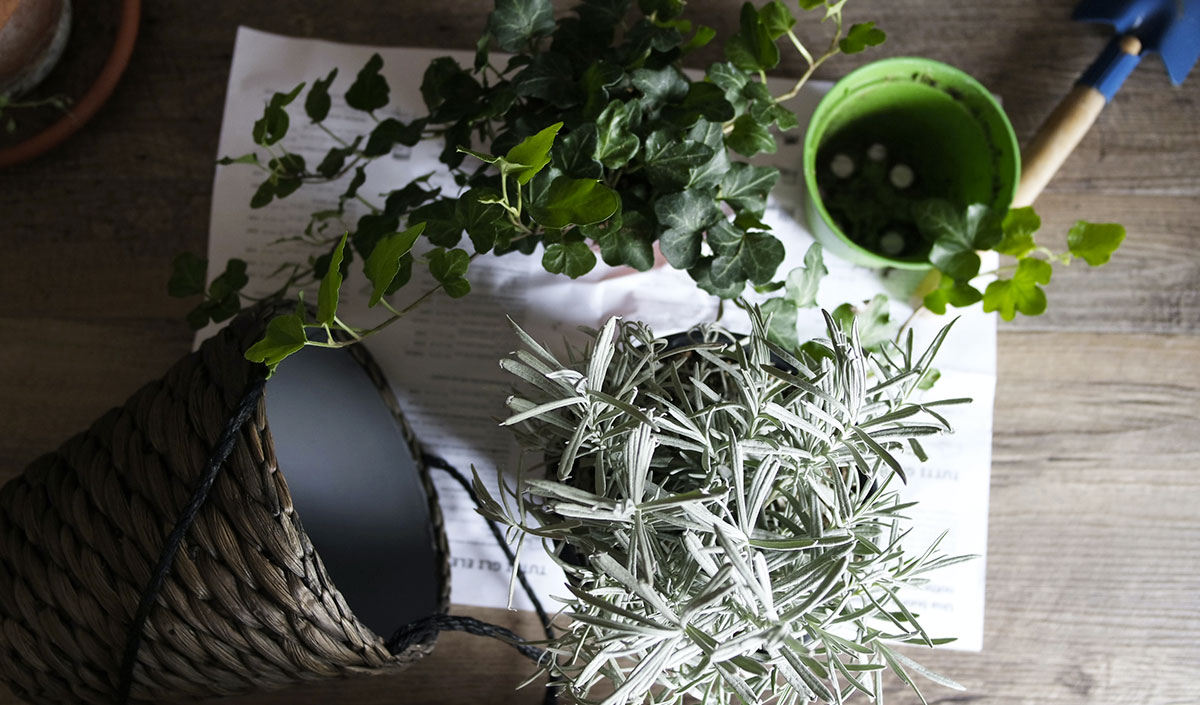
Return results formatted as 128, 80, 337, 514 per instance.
0, 306, 451, 704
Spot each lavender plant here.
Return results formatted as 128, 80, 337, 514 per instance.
477, 309, 971, 705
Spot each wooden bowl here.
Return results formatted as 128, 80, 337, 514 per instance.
0, 0, 139, 167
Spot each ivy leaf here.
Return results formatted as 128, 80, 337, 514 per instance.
917, 200, 1002, 281
707, 62, 749, 110
411, 199, 463, 247
594, 101, 642, 169
209, 258, 249, 299
364, 223, 425, 307
245, 314, 308, 377
726, 115, 777, 157
923, 273, 983, 314
690, 257, 747, 299
305, 68, 338, 122
719, 162, 780, 216
655, 189, 721, 269
592, 211, 656, 272
996, 206, 1040, 257
428, 247, 471, 298
217, 153, 260, 167
250, 180, 275, 209
345, 54, 390, 112
760, 1, 796, 39
918, 368, 941, 391
632, 66, 690, 107
168, 253, 208, 298
839, 22, 887, 54
351, 213, 400, 259
513, 53, 580, 108
580, 60, 625, 118
505, 121, 564, 185
1067, 221, 1126, 266
456, 188, 508, 253
782, 242, 827, 308
762, 298, 800, 350
363, 118, 423, 157
551, 124, 603, 179
643, 133, 715, 191
832, 294, 892, 349
663, 83, 735, 127
489, 0, 556, 52
251, 83, 304, 147
317, 234, 348, 325
983, 257, 1052, 320
798, 0, 824, 9
530, 176, 620, 228
725, 2, 780, 72
543, 239, 598, 278
710, 229, 785, 286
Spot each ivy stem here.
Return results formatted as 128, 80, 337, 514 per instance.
317, 122, 352, 148
787, 30, 814, 66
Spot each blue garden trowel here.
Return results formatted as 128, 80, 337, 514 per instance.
1013, 0, 1200, 206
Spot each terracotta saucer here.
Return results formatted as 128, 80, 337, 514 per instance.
0, 0, 139, 167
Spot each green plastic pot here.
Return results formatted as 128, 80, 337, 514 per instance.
803, 57, 1021, 270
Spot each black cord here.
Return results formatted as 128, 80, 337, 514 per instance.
116, 375, 267, 704
421, 452, 555, 642
385, 613, 545, 662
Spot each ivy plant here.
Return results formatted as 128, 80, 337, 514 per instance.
170, 0, 886, 374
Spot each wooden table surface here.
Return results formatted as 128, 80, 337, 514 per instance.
1, 1, 1197, 704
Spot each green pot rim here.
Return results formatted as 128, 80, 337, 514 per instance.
803, 56, 1022, 270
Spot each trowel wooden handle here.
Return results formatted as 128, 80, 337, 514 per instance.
1013, 35, 1142, 208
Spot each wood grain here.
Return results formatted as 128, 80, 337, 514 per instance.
1, 1, 1198, 704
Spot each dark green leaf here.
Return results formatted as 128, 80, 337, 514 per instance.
489, 0, 556, 51
530, 176, 620, 228
726, 114, 777, 157
719, 162, 779, 216
996, 206, 1040, 257
345, 54, 390, 112
690, 257, 747, 298
209, 258, 249, 297
632, 66, 689, 106
505, 121, 564, 184
252, 83, 304, 146
513, 53, 580, 108
363, 118, 423, 157
724, 2, 780, 72
663, 82, 735, 126
655, 189, 721, 269
428, 247, 471, 298
707, 62, 749, 109
644, 133, 715, 191
711, 229, 784, 286
543, 239, 598, 278
983, 257, 1052, 320
593, 100, 642, 169
250, 180, 275, 209
245, 314, 308, 376
305, 68, 338, 122
681, 25, 717, 54
217, 153, 260, 167
593, 210, 656, 272
456, 188, 508, 253
352, 213, 400, 259
317, 234, 348, 325
340, 166, 367, 204
364, 223, 425, 306
917, 200, 1002, 281
168, 252, 208, 298
580, 61, 625, 118
551, 125, 603, 179
798, 0, 824, 9
840, 22, 887, 54
411, 199, 463, 247
1067, 221, 1125, 266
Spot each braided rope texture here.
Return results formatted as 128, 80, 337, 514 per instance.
0, 306, 450, 704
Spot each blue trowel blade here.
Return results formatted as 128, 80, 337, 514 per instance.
1074, 0, 1200, 85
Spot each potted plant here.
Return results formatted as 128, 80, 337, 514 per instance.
467, 308, 969, 704
0, 0, 140, 166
